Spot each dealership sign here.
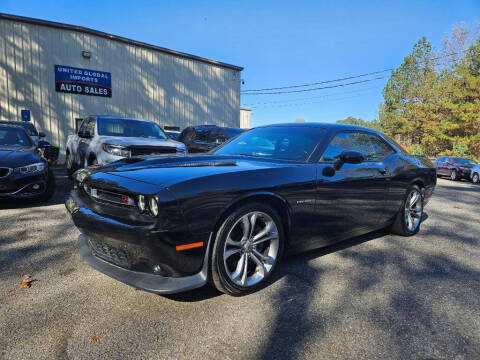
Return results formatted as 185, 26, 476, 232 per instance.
55, 65, 111, 97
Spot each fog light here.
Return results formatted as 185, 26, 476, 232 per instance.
33, 184, 40, 190
149, 197, 159, 216
138, 195, 146, 212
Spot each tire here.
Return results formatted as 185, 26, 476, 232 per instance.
66, 152, 74, 179
472, 173, 479, 184
36, 168, 56, 202
450, 170, 457, 181
391, 184, 424, 236
210, 202, 285, 296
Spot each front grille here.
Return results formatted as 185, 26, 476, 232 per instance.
131, 146, 177, 156
0, 167, 12, 178
88, 237, 131, 269
87, 187, 135, 207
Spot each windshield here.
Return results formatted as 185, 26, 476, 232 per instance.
0, 122, 38, 136
0, 127, 33, 147
453, 158, 476, 165
97, 118, 167, 139
213, 126, 324, 161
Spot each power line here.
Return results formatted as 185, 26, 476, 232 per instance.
241, 50, 467, 95
241, 76, 386, 95
241, 69, 392, 93
242, 85, 383, 106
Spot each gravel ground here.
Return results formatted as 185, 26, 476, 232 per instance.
0, 169, 479, 360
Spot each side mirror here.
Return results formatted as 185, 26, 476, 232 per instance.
78, 129, 92, 138
37, 140, 50, 148
38, 132, 46, 138
334, 150, 364, 170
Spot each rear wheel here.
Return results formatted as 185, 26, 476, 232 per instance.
450, 170, 457, 181
472, 173, 479, 184
210, 203, 285, 296
391, 185, 424, 236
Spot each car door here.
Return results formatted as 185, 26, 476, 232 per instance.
77, 117, 95, 167
435, 157, 446, 175
314, 130, 394, 247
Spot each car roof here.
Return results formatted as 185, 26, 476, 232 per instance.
0, 123, 29, 131
91, 115, 157, 124
0, 120, 35, 126
258, 122, 383, 133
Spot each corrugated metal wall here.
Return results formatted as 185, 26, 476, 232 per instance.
0, 19, 241, 160
239, 108, 251, 129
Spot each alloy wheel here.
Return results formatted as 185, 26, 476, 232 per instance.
404, 189, 423, 232
473, 173, 479, 184
222, 211, 279, 287
450, 170, 457, 181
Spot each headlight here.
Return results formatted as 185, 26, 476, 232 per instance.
149, 197, 159, 216
138, 195, 146, 212
14, 162, 45, 174
73, 168, 91, 184
102, 143, 131, 157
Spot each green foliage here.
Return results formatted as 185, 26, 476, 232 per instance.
336, 116, 381, 130
378, 33, 480, 162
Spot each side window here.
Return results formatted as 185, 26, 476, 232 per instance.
195, 129, 209, 142
78, 118, 88, 133
321, 131, 395, 162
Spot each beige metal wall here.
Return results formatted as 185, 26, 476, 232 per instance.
239, 108, 251, 129
0, 19, 241, 160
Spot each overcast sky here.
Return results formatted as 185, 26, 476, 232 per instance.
2, 0, 480, 126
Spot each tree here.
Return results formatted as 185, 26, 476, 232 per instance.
336, 116, 381, 130
379, 37, 438, 148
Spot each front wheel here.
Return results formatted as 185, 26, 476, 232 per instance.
472, 173, 479, 184
391, 185, 424, 236
450, 170, 457, 181
210, 203, 285, 296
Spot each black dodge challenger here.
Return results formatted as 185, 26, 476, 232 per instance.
0, 124, 55, 201
65, 123, 436, 296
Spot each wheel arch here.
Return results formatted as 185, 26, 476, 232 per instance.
211, 192, 292, 247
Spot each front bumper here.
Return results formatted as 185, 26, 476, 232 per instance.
0, 172, 47, 198
66, 189, 211, 294
77, 234, 209, 294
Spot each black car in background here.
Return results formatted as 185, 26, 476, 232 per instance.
178, 125, 244, 153
66, 123, 436, 296
0, 125, 55, 201
433, 156, 477, 181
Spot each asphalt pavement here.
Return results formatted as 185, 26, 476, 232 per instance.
0, 169, 479, 360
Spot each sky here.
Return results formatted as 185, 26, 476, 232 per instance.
1, 0, 480, 127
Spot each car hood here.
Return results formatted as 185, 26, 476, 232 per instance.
90, 154, 294, 188
0, 146, 42, 168
100, 136, 184, 148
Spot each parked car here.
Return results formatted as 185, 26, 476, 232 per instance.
433, 156, 477, 181
178, 125, 244, 153
66, 116, 187, 176
471, 164, 480, 184
65, 123, 436, 296
0, 124, 55, 201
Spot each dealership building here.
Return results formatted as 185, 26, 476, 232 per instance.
0, 13, 245, 161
